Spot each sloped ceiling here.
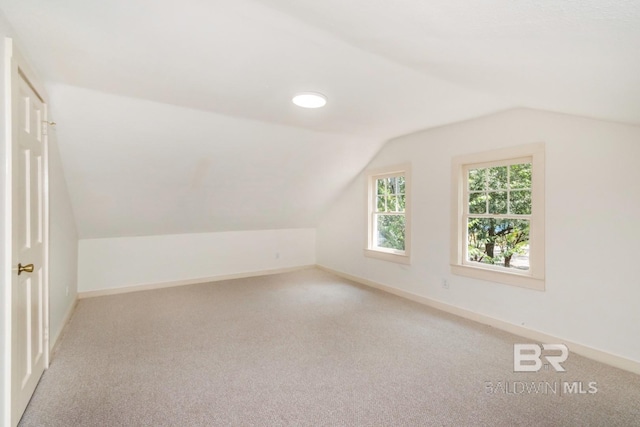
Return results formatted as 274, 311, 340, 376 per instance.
1, 0, 638, 238
261, 0, 640, 124
48, 85, 382, 237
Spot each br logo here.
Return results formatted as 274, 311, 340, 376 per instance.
513, 344, 569, 372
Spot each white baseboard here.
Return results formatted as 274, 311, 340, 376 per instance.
78, 265, 316, 299
317, 264, 640, 376
50, 297, 78, 357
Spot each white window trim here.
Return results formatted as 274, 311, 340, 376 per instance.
450, 143, 545, 291
364, 163, 411, 265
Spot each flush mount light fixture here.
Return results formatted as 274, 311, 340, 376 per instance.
292, 92, 327, 108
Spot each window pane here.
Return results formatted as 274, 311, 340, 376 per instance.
509, 163, 532, 189
488, 166, 508, 189
388, 195, 398, 212
398, 176, 405, 194
377, 178, 386, 195
468, 168, 486, 191
387, 177, 397, 194
510, 190, 531, 215
377, 195, 386, 212
488, 191, 507, 214
469, 192, 487, 214
467, 218, 529, 270
398, 194, 406, 212
376, 214, 405, 251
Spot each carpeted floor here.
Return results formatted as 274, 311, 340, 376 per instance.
19, 268, 640, 426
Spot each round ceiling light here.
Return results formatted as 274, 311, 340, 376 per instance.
292, 92, 327, 109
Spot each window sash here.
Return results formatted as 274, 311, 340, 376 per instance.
372, 213, 406, 247
366, 165, 411, 264
372, 176, 406, 253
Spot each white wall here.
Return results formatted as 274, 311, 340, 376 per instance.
78, 228, 316, 293
48, 129, 79, 346
317, 108, 640, 363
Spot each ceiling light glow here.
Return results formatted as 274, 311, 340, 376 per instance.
292, 92, 327, 108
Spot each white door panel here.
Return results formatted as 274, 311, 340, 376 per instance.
11, 71, 48, 426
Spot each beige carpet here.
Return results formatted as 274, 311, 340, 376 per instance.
19, 268, 640, 426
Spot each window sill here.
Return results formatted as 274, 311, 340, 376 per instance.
450, 264, 544, 291
364, 248, 411, 265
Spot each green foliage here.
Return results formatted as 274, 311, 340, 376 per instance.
467, 218, 529, 268
377, 215, 405, 251
467, 162, 532, 269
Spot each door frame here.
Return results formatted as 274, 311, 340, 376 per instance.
3, 37, 50, 427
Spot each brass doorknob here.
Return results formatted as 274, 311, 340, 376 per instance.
18, 263, 34, 275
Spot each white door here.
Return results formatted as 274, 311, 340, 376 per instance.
11, 71, 48, 425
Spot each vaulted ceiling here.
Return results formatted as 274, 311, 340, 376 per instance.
1, 0, 638, 238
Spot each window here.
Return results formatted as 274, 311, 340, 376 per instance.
451, 144, 544, 290
365, 164, 411, 264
